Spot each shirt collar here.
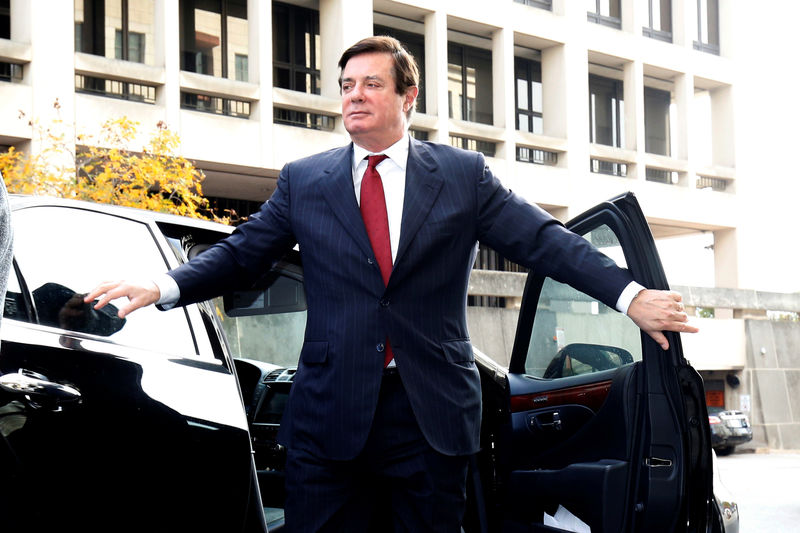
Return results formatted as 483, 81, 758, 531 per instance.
352, 134, 410, 173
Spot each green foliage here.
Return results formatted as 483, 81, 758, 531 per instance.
696, 307, 715, 318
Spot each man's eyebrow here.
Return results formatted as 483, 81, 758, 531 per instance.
341, 74, 385, 83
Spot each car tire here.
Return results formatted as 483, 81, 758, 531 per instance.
715, 446, 734, 456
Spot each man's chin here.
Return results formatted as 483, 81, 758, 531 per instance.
344, 123, 371, 138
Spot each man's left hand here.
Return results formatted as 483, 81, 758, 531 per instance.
627, 289, 698, 350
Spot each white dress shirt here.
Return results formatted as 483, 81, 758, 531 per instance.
351, 134, 409, 263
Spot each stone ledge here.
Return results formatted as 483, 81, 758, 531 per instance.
466, 271, 800, 313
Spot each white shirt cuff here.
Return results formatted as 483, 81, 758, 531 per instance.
616, 281, 646, 315
154, 274, 180, 310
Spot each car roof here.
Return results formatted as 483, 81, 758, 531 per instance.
8, 194, 233, 234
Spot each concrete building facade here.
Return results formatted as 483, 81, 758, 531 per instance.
2, 1, 798, 440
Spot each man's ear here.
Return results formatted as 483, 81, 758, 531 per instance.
404, 86, 419, 112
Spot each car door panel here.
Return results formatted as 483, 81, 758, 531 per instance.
495, 193, 712, 533
0, 205, 260, 532
503, 363, 641, 532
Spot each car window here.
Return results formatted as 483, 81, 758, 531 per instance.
525, 223, 642, 378
213, 270, 307, 368
7, 206, 197, 356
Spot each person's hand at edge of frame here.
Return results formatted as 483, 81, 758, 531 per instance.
627, 289, 699, 351
83, 280, 161, 319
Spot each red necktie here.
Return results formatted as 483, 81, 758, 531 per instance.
360, 154, 394, 367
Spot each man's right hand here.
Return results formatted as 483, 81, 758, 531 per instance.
83, 280, 161, 319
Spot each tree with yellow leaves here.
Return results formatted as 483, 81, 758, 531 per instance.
0, 106, 229, 223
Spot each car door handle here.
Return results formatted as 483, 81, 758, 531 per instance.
0, 369, 82, 404
539, 411, 562, 431
528, 410, 563, 432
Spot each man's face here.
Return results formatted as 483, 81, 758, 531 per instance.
341, 52, 417, 153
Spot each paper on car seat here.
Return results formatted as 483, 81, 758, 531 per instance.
543, 505, 590, 533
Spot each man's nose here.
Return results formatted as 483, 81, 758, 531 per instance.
350, 83, 365, 101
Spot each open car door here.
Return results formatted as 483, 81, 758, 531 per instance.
484, 193, 715, 532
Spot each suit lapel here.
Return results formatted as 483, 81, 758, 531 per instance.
318, 140, 444, 287
319, 145, 376, 262
393, 140, 443, 278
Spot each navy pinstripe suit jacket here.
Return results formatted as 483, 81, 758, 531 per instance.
168, 138, 633, 460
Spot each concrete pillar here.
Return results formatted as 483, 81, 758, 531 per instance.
672, 0, 693, 49
23, 0, 75, 158
540, 45, 565, 140
9, 0, 30, 42
710, 84, 735, 168
621, 0, 646, 35
492, 27, 515, 164
714, 227, 739, 289
548, 0, 590, 175
717, 0, 735, 59
424, 10, 449, 143
673, 71, 693, 186
155, 0, 181, 133
623, 59, 645, 179
248, 0, 273, 169
319, 0, 372, 100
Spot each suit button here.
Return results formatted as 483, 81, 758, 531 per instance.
367, 258, 374, 265
376, 343, 385, 353
379, 297, 390, 307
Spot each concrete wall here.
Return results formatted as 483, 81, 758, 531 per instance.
742, 320, 800, 450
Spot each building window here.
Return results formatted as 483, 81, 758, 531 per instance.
450, 135, 496, 158
587, 0, 621, 29
513, 0, 552, 11
515, 57, 543, 134
76, 74, 156, 104
696, 175, 728, 192
0, 62, 22, 82
590, 159, 627, 177
75, 0, 154, 65
374, 25, 425, 114
643, 0, 672, 42
589, 74, 624, 148
235, 53, 248, 82
517, 147, 557, 166
694, 0, 720, 55
273, 2, 320, 95
646, 168, 678, 185
0, 0, 20, 83
181, 92, 251, 118
409, 130, 429, 141
448, 43, 493, 125
180, 0, 248, 80
644, 87, 671, 156
115, 29, 145, 63
273, 108, 334, 131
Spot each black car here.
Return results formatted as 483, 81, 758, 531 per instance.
708, 407, 753, 455
0, 193, 729, 532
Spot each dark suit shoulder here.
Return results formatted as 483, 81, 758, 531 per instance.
286, 144, 352, 170
279, 145, 352, 190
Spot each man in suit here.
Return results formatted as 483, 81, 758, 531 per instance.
86, 36, 696, 532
